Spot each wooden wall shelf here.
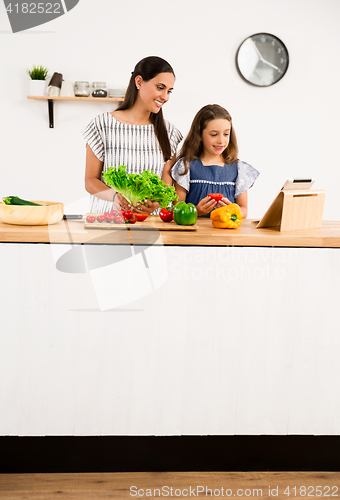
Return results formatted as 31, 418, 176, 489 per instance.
27, 95, 124, 128
27, 96, 123, 102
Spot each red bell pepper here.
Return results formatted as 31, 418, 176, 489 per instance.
159, 207, 173, 222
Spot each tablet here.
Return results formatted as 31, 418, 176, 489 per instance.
281, 178, 315, 190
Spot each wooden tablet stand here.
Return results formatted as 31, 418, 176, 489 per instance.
252, 189, 325, 231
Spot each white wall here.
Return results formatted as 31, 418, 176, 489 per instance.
1, 0, 340, 220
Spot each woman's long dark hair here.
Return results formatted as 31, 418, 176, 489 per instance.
178, 104, 239, 175
116, 56, 175, 162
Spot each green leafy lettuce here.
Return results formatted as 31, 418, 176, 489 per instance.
103, 165, 178, 208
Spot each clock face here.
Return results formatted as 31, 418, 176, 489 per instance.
236, 33, 289, 87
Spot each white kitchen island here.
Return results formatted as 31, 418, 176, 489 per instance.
0, 219, 340, 437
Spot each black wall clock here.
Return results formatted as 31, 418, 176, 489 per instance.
236, 33, 289, 87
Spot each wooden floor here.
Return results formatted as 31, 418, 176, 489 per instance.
0, 472, 339, 499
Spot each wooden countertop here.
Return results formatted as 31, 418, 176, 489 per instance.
1, 217, 340, 247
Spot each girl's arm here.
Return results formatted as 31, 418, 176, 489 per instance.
174, 182, 187, 203
235, 190, 248, 218
196, 196, 218, 216
161, 155, 177, 186
175, 189, 217, 216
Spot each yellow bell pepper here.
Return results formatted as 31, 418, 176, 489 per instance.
210, 203, 243, 229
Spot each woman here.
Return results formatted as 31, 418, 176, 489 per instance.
83, 56, 182, 215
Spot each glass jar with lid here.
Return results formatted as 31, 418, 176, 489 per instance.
92, 82, 107, 97
74, 81, 90, 97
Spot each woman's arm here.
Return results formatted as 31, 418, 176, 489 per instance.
85, 144, 132, 210
235, 190, 248, 218
84, 144, 115, 202
85, 144, 131, 210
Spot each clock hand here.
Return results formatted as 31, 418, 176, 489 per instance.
251, 40, 283, 72
261, 59, 282, 72
251, 40, 265, 62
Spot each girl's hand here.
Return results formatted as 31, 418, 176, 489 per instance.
216, 196, 232, 208
196, 196, 217, 216
133, 199, 160, 215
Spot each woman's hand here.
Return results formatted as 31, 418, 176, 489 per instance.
196, 196, 218, 217
133, 199, 160, 215
115, 193, 132, 211
115, 195, 159, 215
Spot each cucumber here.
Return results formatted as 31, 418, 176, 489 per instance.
2, 196, 42, 206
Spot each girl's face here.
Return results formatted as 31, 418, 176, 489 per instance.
201, 119, 231, 157
135, 72, 174, 114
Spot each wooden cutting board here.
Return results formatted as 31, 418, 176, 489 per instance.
84, 214, 198, 231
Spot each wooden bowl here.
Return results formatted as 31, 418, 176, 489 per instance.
0, 201, 64, 226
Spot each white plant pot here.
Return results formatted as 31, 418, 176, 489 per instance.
29, 79, 47, 96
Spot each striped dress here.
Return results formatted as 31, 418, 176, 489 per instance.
83, 112, 183, 213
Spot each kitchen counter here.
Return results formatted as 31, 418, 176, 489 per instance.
1, 216, 340, 438
1, 217, 340, 247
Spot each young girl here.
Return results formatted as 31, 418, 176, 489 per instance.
163, 104, 259, 217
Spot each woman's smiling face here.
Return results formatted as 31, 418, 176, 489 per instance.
136, 72, 174, 114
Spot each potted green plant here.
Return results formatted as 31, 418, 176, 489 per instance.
27, 65, 49, 96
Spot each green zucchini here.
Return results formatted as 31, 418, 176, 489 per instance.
2, 196, 42, 206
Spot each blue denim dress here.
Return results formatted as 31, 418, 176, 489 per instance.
185, 159, 238, 208
171, 158, 260, 218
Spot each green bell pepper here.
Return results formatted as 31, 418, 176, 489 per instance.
173, 201, 197, 226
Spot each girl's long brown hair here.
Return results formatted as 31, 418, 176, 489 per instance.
116, 56, 175, 162
178, 104, 239, 175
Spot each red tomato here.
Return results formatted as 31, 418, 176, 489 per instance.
109, 209, 116, 215
123, 210, 134, 220
123, 210, 136, 224
86, 215, 96, 223
115, 209, 125, 218
159, 208, 173, 222
127, 214, 137, 224
96, 215, 106, 223
114, 215, 124, 224
135, 213, 148, 222
103, 212, 109, 218
208, 193, 223, 202
105, 214, 115, 223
